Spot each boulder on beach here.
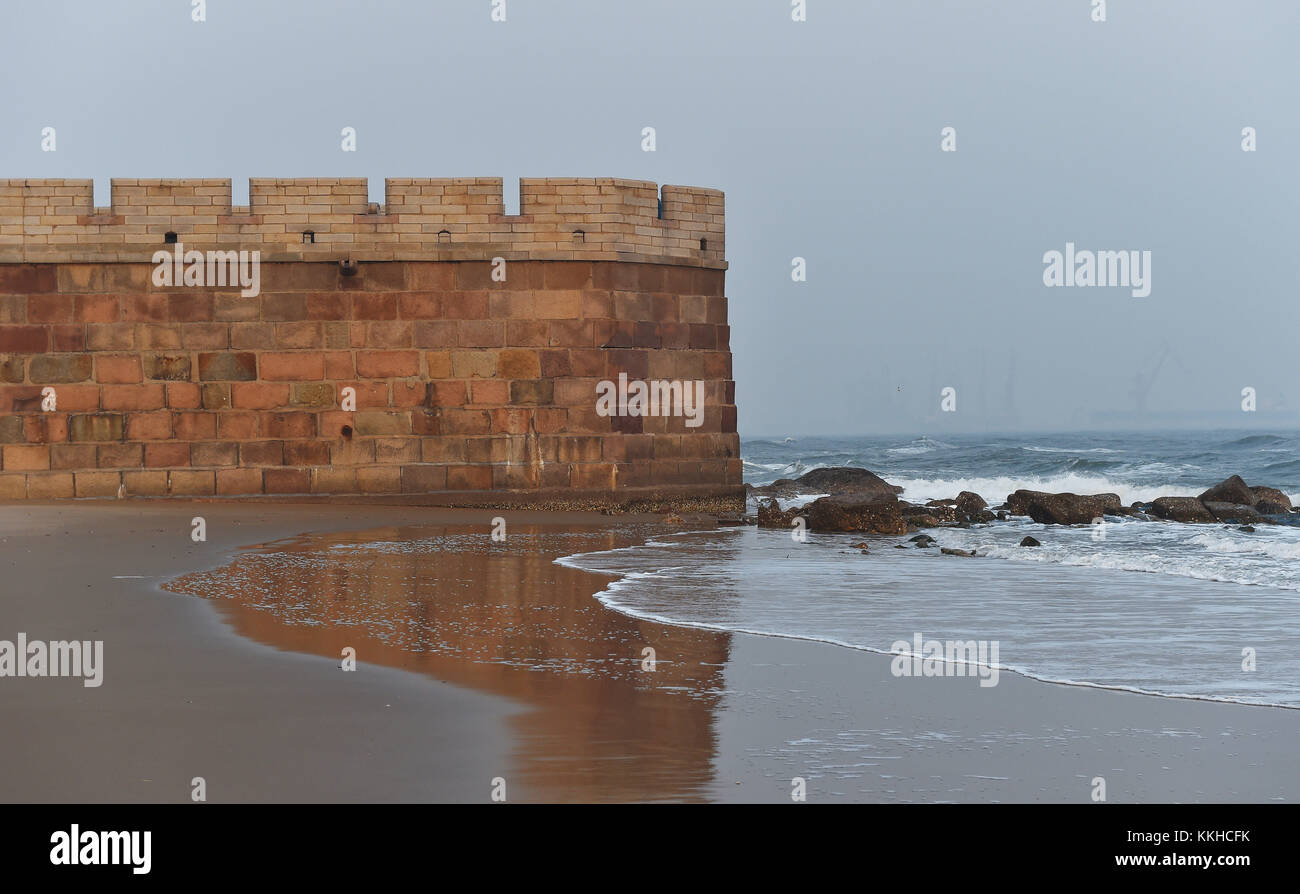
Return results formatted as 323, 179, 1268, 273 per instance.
755, 498, 796, 528
801, 493, 908, 535
1019, 535, 1041, 547
1005, 490, 1122, 525
1150, 496, 1216, 523
1251, 486, 1293, 513
940, 547, 975, 557
1198, 475, 1257, 507
751, 467, 903, 499
1203, 502, 1263, 523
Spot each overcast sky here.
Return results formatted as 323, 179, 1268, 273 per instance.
3, 0, 1297, 436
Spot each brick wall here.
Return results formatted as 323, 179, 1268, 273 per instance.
0, 181, 740, 505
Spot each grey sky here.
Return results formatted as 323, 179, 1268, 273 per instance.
4, 0, 1297, 435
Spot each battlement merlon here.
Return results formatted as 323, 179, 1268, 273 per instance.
0, 177, 725, 267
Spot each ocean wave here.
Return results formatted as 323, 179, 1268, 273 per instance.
885, 437, 955, 456
888, 473, 1178, 505
1022, 445, 1122, 455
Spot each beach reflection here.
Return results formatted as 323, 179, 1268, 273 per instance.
166, 524, 731, 802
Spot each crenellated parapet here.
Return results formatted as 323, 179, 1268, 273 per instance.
0, 178, 725, 267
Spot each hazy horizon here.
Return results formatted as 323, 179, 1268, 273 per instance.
4, 0, 1296, 436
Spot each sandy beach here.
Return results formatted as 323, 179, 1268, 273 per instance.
1, 501, 1297, 803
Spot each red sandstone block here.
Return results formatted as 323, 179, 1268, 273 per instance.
0, 474, 27, 500
339, 381, 387, 407
366, 322, 413, 348
407, 264, 455, 291
216, 468, 263, 496
332, 438, 375, 465
240, 441, 283, 466
569, 349, 605, 377
353, 411, 410, 436
169, 470, 215, 496
231, 322, 276, 349
0, 326, 49, 353
231, 382, 290, 409
377, 378, 421, 409
488, 292, 536, 320
535, 291, 581, 320
441, 292, 488, 320
421, 438, 465, 463
490, 408, 533, 435
306, 292, 350, 320
45, 385, 99, 413
352, 294, 397, 320
425, 351, 452, 379
413, 321, 457, 348
263, 468, 310, 494
0, 296, 24, 325
3, 445, 49, 471
260, 352, 324, 381
145, 442, 190, 468
27, 295, 74, 324
168, 293, 215, 323
401, 464, 447, 493
180, 323, 229, 350
95, 354, 143, 384
261, 294, 308, 321
197, 352, 257, 381
28, 472, 75, 500
541, 463, 571, 488
397, 293, 440, 320
127, 411, 173, 440
102, 384, 166, 411
446, 464, 492, 490
86, 324, 135, 351
543, 262, 593, 291
572, 463, 616, 490
497, 348, 541, 379
172, 412, 216, 440
274, 322, 323, 349
217, 412, 259, 440
549, 319, 593, 347
97, 443, 143, 468
553, 378, 595, 407
533, 408, 567, 434
311, 467, 357, 494
51, 325, 86, 352
375, 438, 420, 465
167, 382, 203, 409
356, 350, 419, 379
123, 294, 169, 323
318, 411, 353, 439
261, 264, 339, 293
52, 444, 97, 470
538, 350, 570, 378
215, 294, 260, 323
468, 379, 508, 406
24, 415, 68, 445
0, 265, 57, 295
438, 408, 491, 435
411, 410, 441, 437
458, 320, 504, 347
206, 384, 234, 413
465, 436, 510, 464
135, 323, 182, 351
123, 470, 169, 497
75, 471, 121, 498
191, 442, 238, 467
356, 466, 400, 494
505, 320, 548, 347
284, 441, 331, 466
605, 349, 650, 379
262, 412, 316, 439
324, 351, 354, 379
430, 380, 467, 407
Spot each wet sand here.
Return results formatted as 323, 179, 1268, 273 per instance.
2, 502, 1298, 802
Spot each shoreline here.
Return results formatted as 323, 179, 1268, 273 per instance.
3, 501, 1299, 802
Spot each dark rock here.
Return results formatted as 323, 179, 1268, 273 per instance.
1005, 490, 1122, 525
756, 499, 798, 528
1251, 486, 1292, 511
1238, 525, 1256, 533
908, 533, 935, 543
1019, 536, 1041, 547
1150, 496, 1216, 523
1256, 501, 1292, 516
751, 467, 903, 499
996, 511, 1008, 521
802, 494, 908, 535
1199, 475, 1256, 507
925, 498, 956, 507
940, 547, 975, 557
1203, 502, 1264, 523
955, 490, 987, 515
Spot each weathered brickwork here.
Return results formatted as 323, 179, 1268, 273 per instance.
0, 178, 740, 505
